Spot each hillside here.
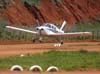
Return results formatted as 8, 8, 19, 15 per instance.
0, 0, 100, 25
0, 0, 35, 25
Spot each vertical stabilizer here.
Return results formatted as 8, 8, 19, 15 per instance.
60, 20, 67, 30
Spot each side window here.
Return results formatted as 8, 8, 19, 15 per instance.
52, 26, 56, 30
54, 27, 56, 30
48, 25, 51, 28
52, 26, 53, 29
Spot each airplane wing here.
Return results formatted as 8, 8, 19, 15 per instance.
6, 26, 38, 34
46, 32, 92, 37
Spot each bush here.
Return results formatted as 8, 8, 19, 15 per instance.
0, 20, 33, 40
21, 0, 40, 5
79, 49, 88, 53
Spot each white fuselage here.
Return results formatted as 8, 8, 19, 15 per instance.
36, 23, 64, 35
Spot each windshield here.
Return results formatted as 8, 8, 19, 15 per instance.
45, 24, 51, 28
43, 23, 56, 30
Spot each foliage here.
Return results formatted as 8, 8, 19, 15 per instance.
0, 20, 33, 40
65, 20, 100, 40
21, 0, 40, 5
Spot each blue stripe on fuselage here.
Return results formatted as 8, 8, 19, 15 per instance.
47, 28, 62, 33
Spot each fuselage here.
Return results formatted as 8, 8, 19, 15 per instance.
36, 23, 64, 35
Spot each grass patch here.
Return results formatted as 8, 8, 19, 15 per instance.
0, 51, 100, 71
21, 0, 40, 5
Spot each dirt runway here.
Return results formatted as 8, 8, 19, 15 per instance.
0, 42, 100, 57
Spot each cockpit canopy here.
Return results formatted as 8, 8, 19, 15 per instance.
43, 23, 57, 30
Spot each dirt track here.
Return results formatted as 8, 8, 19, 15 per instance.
0, 41, 100, 74
0, 42, 100, 57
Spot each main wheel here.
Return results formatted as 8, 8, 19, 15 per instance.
61, 42, 63, 45
32, 39, 36, 43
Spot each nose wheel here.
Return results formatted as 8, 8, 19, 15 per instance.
32, 37, 43, 43
39, 37, 43, 43
32, 39, 36, 43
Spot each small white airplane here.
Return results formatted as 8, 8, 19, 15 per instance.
6, 20, 92, 45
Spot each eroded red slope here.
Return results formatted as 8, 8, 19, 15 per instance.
1, 0, 100, 25
3, 0, 35, 25
36, 0, 100, 24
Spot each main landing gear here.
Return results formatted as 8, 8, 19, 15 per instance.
54, 41, 64, 47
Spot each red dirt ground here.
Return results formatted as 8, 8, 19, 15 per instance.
0, 41, 100, 57
0, 69, 100, 74
0, 41, 100, 73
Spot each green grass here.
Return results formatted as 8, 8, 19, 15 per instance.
0, 50, 100, 71
21, 0, 40, 5
66, 20, 100, 32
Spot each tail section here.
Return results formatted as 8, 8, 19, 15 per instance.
60, 20, 67, 30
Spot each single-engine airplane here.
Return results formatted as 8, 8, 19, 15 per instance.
6, 20, 92, 45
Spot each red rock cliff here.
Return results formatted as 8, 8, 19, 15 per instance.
1, 0, 35, 25
0, 0, 100, 25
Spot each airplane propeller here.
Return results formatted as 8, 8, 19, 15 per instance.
35, 19, 42, 36
36, 19, 40, 27
32, 28, 43, 43
35, 19, 43, 42
38, 29, 43, 42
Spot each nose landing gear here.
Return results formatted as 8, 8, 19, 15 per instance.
39, 37, 43, 43
32, 37, 43, 43
32, 39, 36, 43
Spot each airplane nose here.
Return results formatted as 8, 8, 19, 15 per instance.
41, 28, 44, 30
36, 28, 44, 31
36, 28, 39, 30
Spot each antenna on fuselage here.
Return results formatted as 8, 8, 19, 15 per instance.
60, 20, 67, 30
